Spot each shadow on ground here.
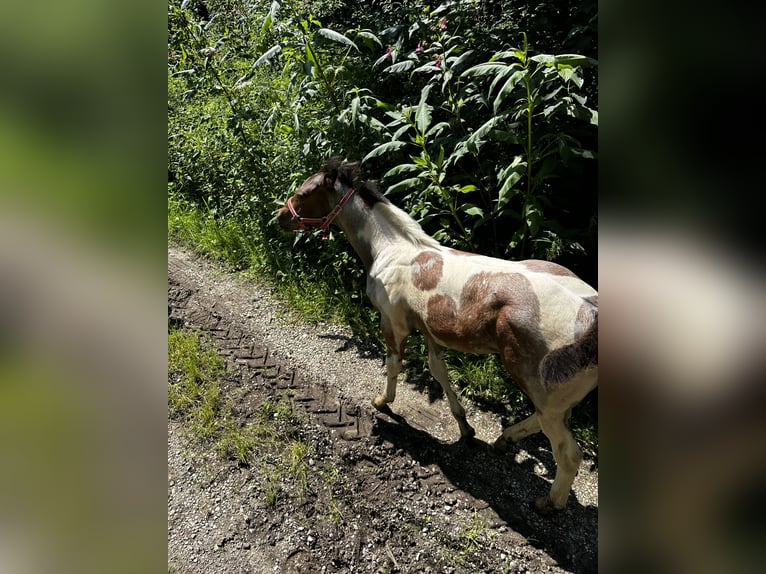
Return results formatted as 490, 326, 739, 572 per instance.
371, 412, 598, 574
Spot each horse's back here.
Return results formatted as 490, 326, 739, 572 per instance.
398, 247, 597, 364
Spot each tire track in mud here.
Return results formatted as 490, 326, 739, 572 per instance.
169, 275, 373, 441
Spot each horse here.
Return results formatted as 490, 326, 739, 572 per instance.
276, 158, 598, 512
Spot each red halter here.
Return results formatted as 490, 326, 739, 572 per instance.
286, 186, 356, 240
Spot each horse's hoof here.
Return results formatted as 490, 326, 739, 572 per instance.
533, 495, 563, 514
372, 395, 388, 410
372, 399, 397, 419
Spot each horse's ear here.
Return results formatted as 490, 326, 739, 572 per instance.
337, 160, 361, 187
322, 156, 342, 186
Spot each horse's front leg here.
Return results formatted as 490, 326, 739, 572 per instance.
373, 319, 407, 410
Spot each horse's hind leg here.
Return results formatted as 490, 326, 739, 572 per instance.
426, 338, 475, 438
535, 409, 582, 512
493, 412, 541, 452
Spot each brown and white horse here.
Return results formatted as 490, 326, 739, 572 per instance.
277, 158, 598, 512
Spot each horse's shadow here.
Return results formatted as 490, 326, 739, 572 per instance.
318, 332, 381, 360
371, 411, 598, 574
319, 331, 597, 571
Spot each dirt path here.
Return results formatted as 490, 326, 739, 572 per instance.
167, 244, 598, 573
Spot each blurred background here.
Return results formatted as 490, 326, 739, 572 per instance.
0, 1, 764, 573
600, 1, 766, 572
0, 2, 167, 574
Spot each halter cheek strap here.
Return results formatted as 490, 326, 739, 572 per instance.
287, 186, 356, 240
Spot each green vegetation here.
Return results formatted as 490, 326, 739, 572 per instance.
168, 326, 318, 501
168, 1, 597, 444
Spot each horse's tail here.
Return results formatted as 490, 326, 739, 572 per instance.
539, 295, 598, 388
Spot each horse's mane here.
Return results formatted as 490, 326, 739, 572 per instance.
322, 157, 440, 249
322, 157, 388, 208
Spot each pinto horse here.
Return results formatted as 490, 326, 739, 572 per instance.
277, 158, 598, 512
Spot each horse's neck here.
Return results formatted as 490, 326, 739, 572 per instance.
335, 194, 439, 269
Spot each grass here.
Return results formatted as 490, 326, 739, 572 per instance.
168, 327, 226, 439
458, 509, 492, 557
168, 325, 319, 506
168, 194, 259, 272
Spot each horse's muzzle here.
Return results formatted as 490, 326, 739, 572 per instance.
276, 206, 299, 232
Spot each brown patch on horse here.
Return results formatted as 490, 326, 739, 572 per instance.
522, 259, 579, 278
411, 251, 444, 291
425, 272, 546, 360
540, 297, 598, 387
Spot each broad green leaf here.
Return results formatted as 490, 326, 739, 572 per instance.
488, 65, 518, 99
459, 115, 503, 155
570, 149, 596, 159
392, 123, 412, 141
412, 61, 442, 74
426, 121, 451, 138
441, 70, 453, 92
317, 28, 359, 52
459, 185, 479, 193
524, 203, 542, 236
450, 50, 475, 72
497, 172, 522, 207
558, 67, 574, 83
373, 53, 391, 67
497, 158, 525, 207
415, 84, 433, 134
530, 54, 556, 65
572, 93, 587, 105
553, 54, 598, 67
444, 142, 471, 167
491, 50, 520, 61
462, 205, 484, 218
367, 117, 387, 131
362, 140, 409, 162
387, 177, 423, 195
383, 164, 420, 178
472, 115, 503, 138
463, 62, 510, 77
542, 100, 565, 117
261, 11, 273, 39
493, 70, 525, 113
304, 44, 318, 66
384, 60, 415, 74
254, 44, 281, 67
541, 85, 564, 102
350, 96, 360, 124
355, 30, 382, 50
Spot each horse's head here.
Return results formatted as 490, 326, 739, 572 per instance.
276, 158, 359, 239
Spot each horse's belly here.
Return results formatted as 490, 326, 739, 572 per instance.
417, 293, 500, 354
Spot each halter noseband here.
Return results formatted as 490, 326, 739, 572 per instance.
286, 185, 356, 240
